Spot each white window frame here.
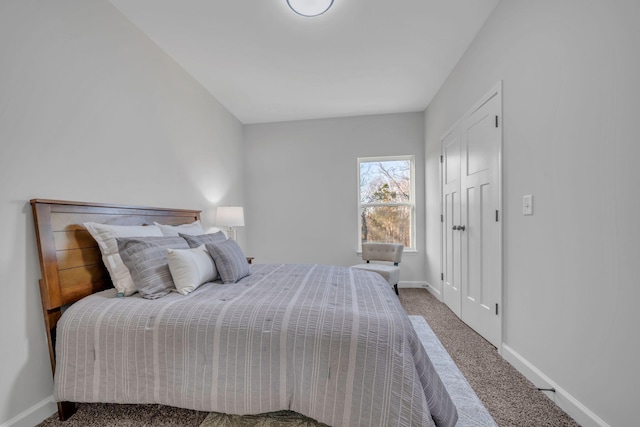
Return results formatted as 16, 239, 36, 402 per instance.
357, 155, 416, 252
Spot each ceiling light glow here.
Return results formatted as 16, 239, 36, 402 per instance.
287, 0, 334, 17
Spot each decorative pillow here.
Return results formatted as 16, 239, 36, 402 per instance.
166, 245, 217, 295
179, 231, 227, 248
117, 236, 189, 299
83, 222, 163, 296
204, 239, 250, 284
154, 220, 205, 237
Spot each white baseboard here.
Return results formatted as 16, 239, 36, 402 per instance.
501, 344, 609, 427
398, 281, 427, 289
424, 281, 442, 299
0, 396, 56, 427
418, 284, 606, 425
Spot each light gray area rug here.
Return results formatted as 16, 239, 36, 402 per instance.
408, 315, 496, 427
199, 315, 494, 427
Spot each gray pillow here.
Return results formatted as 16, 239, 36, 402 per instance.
179, 231, 227, 248
117, 236, 189, 299
204, 239, 250, 284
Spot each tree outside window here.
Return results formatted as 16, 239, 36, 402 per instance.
358, 156, 414, 250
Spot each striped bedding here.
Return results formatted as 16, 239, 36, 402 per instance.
55, 264, 458, 427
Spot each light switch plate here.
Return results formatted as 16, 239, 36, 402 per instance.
523, 195, 533, 215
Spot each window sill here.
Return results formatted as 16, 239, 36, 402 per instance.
356, 249, 418, 256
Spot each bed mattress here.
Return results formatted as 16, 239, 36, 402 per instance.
54, 263, 458, 427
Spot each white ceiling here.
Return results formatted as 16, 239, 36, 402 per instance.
110, 0, 499, 124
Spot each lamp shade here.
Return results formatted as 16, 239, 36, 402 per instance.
287, 0, 334, 17
216, 206, 245, 227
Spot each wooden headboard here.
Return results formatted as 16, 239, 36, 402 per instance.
30, 198, 201, 417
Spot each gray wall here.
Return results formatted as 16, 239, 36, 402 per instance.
0, 1, 245, 425
244, 113, 426, 284
4, 0, 636, 425
424, 1, 640, 425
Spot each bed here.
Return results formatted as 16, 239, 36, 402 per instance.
31, 199, 458, 427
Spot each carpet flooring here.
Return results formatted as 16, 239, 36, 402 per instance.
408, 315, 495, 427
399, 289, 579, 427
37, 288, 579, 426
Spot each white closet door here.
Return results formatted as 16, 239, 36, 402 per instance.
460, 92, 501, 348
442, 128, 461, 317
440, 84, 502, 349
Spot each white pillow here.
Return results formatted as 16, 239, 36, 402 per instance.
83, 222, 163, 296
154, 220, 205, 237
166, 245, 217, 295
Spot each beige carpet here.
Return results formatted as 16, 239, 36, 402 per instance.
36, 403, 208, 426
37, 288, 579, 426
399, 289, 579, 427
200, 411, 325, 427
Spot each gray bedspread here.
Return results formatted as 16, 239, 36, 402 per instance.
55, 264, 458, 427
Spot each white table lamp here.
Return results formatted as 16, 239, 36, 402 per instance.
216, 206, 244, 240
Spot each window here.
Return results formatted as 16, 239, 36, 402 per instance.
358, 155, 415, 250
